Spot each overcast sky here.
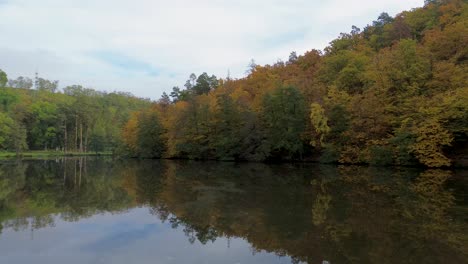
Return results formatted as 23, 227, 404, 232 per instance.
0, 0, 424, 99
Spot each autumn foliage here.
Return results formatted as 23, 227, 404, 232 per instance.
123, 0, 468, 167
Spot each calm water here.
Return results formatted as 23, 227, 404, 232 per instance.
0, 158, 466, 264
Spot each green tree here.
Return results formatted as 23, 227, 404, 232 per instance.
170, 86, 191, 102
193, 73, 218, 95
0, 113, 13, 149
28, 101, 59, 150
136, 110, 166, 158
0, 69, 7, 87
211, 94, 243, 160
0, 88, 19, 112
9, 122, 28, 155
36, 78, 59, 93
261, 86, 307, 159
8, 77, 33, 89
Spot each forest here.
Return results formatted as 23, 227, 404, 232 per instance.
121, 0, 468, 167
1, 0, 467, 167
0, 74, 151, 155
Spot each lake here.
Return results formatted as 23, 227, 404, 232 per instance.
0, 158, 466, 264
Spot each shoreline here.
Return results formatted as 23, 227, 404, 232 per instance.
0, 151, 113, 159
1, 152, 466, 169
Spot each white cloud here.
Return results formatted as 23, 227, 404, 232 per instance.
0, 0, 424, 99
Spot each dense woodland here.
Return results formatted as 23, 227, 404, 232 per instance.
121, 0, 468, 167
1, 0, 467, 167
0, 75, 151, 154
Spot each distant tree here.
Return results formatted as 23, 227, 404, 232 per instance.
36, 78, 59, 93
193, 73, 218, 95
364, 12, 396, 49
424, 0, 441, 6
184, 73, 197, 90
246, 59, 257, 75
170, 86, 191, 102
8, 76, 33, 89
288, 51, 298, 63
159, 92, 171, 105
0, 69, 7, 87
351, 25, 361, 35
373, 12, 394, 27
63, 85, 85, 96
170, 86, 181, 101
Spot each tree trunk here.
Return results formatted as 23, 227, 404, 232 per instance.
15, 135, 20, 157
75, 115, 78, 152
64, 122, 67, 154
79, 157, 82, 188
80, 122, 83, 153
84, 157, 87, 179
63, 158, 67, 186
85, 126, 89, 153
74, 158, 77, 187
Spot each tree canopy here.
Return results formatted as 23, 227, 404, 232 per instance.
121, 0, 467, 167
1, 1, 466, 167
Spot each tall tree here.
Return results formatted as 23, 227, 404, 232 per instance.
193, 73, 218, 95
36, 77, 59, 93
261, 86, 307, 159
0, 69, 7, 87
8, 77, 33, 89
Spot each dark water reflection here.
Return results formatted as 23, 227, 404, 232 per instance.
0, 158, 466, 264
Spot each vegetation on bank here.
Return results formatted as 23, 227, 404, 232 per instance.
0, 78, 151, 156
121, 0, 468, 167
0, 151, 112, 158
1, 1, 467, 167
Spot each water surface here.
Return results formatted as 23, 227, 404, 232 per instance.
0, 158, 466, 264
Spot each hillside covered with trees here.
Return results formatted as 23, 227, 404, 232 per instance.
121, 0, 467, 167
0, 74, 151, 154
1, 1, 466, 168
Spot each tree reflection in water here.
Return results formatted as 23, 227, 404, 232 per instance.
0, 158, 466, 264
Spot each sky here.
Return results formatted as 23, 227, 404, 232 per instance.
0, 0, 424, 100
0, 207, 296, 264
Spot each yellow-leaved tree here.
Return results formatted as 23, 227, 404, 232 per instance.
309, 103, 330, 148
410, 118, 453, 167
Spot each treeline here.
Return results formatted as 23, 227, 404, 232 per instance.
0, 74, 151, 154
122, 0, 468, 167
